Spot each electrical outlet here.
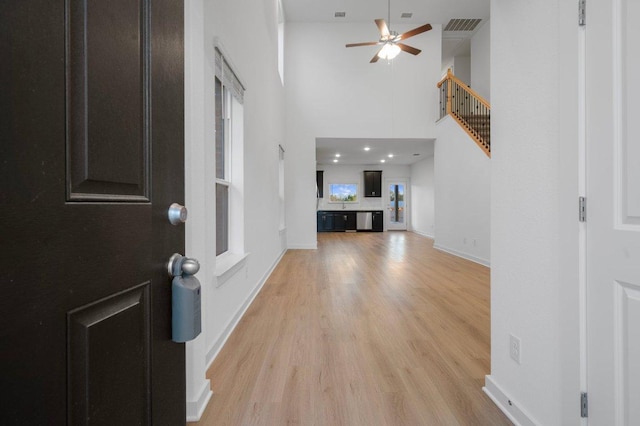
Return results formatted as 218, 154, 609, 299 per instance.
463, 237, 467, 244
473, 239, 477, 247
510, 334, 521, 364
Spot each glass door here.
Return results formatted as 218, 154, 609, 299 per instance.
387, 180, 407, 230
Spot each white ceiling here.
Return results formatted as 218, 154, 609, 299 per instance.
285, 1, 485, 166
282, 0, 486, 60
281, 0, 489, 26
317, 138, 435, 166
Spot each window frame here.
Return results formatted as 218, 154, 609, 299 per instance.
213, 46, 247, 282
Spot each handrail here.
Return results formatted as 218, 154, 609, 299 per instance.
438, 68, 491, 157
437, 69, 490, 109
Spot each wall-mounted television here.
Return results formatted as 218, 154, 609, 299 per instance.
328, 183, 358, 203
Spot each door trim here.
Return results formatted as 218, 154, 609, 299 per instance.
578, 11, 588, 413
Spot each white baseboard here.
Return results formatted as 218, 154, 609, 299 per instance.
287, 243, 317, 249
411, 229, 434, 239
186, 379, 213, 422
433, 242, 490, 267
483, 375, 539, 426
205, 249, 287, 368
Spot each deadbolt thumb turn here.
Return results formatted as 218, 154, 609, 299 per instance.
168, 203, 188, 225
167, 253, 201, 343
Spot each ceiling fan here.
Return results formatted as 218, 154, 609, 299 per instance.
345, 1, 432, 63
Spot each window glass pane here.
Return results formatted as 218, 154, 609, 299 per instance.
397, 184, 405, 223
215, 77, 225, 180
388, 184, 405, 224
216, 183, 228, 256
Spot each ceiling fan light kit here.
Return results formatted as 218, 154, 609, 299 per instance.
345, 0, 432, 63
378, 43, 401, 60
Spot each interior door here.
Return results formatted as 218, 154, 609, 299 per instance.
0, 1, 185, 424
386, 180, 408, 230
586, 0, 640, 423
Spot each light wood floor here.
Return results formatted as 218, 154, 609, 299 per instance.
191, 232, 511, 425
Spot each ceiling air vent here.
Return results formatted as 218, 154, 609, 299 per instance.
444, 18, 482, 32
400, 12, 413, 19
334, 11, 346, 18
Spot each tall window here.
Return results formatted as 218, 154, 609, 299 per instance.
215, 77, 229, 255
215, 48, 244, 257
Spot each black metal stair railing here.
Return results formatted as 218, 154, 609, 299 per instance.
437, 69, 491, 157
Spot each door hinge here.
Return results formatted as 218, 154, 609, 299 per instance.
579, 196, 586, 222
579, 0, 586, 26
581, 392, 588, 417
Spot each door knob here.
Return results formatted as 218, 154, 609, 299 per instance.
167, 253, 200, 278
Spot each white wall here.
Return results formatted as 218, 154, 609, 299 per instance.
453, 55, 471, 84
434, 116, 490, 265
184, 0, 287, 420
471, 20, 490, 101
285, 22, 442, 249
410, 157, 435, 238
487, 0, 580, 425
441, 56, 454, 78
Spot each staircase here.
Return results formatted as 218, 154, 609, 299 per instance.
437, 69, 491, 157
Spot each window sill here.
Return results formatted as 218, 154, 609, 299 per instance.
215, 252, 249, 287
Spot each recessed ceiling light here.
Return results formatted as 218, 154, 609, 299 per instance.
388, 154, 394, 158
334, 11, 346, 18
401, 12, 413, 19
335, 153, 341, 157
364, 147, 370, 151
380, 159, 386, 163
333, 159, 338, 163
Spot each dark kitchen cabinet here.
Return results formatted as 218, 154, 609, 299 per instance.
316, 170, 324, 198
345, 212, 356, 230
317, 211, 333, 231
372, 211, 383, 231
364, 170, 382, 197
317, 211, 356, 232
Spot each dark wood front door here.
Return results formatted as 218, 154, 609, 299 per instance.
0, 0, 185, 424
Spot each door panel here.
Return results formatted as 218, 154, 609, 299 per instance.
586, 0, 640, 423
614, 282, 640, 424
0, 1, 185, 424
68, 283, 151, 425
621, 0, 640, 224
67, 0, 150, 201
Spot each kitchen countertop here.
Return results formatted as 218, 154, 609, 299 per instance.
317, 209, 383, 212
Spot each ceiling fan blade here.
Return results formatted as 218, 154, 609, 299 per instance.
397, 23, 432, 40
397, 43, 421, 55
370, 48, 383, 63
346, 41, 382, 48
375, 19, 390, 37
